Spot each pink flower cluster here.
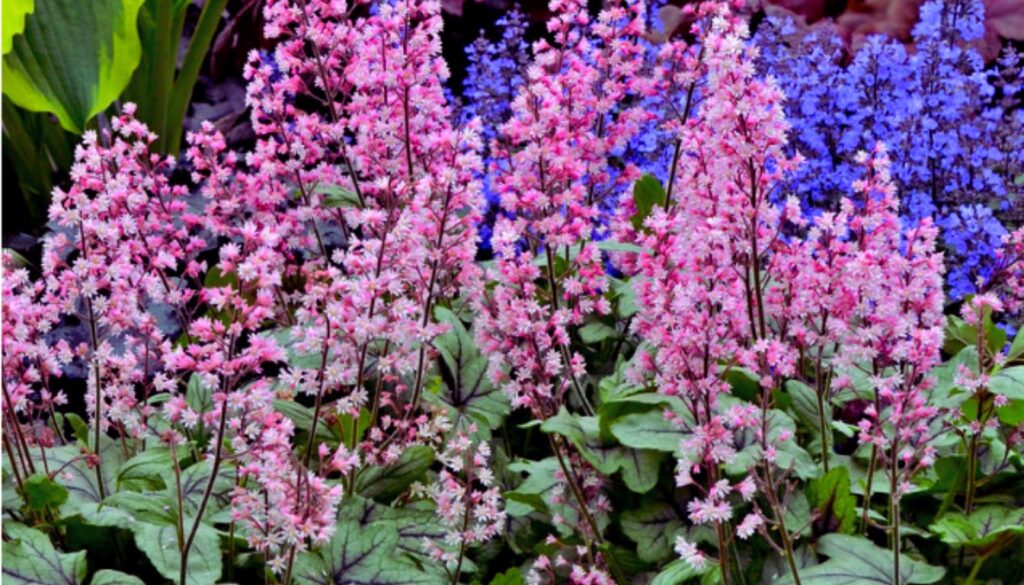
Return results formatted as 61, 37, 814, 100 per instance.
475, 0, 651, 416
419, 427, 505, 572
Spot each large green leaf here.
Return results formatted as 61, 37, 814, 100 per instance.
30, 440, 124, 514
505, 458, 584, 535
355, 444, 434, 502
117, 444, 189, 490
339, 498, 453, 570
2, 0, 34, 54
293, 519, 441, 585
2, 0, 146, 133
930, 506, 1024, 554
2, 522, 87, 584
726, 408, 817, 480
542, 408, 663, 493
650, 558, 707, 585
166, 459, 235, 522
807, 467, 857, 535
620, 502, 685, 563
776, 534, 945, 585
22, 472, 69, 512
134, 522, 221, 585
989, 367, 1024, 401
609, 409, 686, 453
89, 569, 146, 585
427, 306, 510, 437
631, 174, 666, 230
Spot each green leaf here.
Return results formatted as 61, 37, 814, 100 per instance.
596, 240, 649, 255
89, 569, 146, 585
578, 320, 618, 343
776, 534, 945, 585
318, 184, 362, 208
94, 493, 174, 527
1007, 328, 1024, 362
620, 503, 685, 563
2, 0, 33, 54
355, 445, 434, 502
168, 459, 235, 522
185, 373, 214, 416
489, 568, 525, 585
631, 174, 666, 230
727, 408, 817, 480
651, 558, 707, 585
30, 441, 123, 514
505, 458, 602, 535
542, 408, 664, 493
609, 276, 639, 319
117, 444, 188, 489
989, 367, 1024, 401
786, 379, 828, 436
338, 498, 454, 571
2, 0, 146, 133
428, 306, 510, 437
807, 467, 856, 535
930, 506, 1024, 554
134, 522, 221, 585
2, 522, 87, 584
293, 520, 439, 585
22, 472, 69, 512
264, 327, 329, 370
273, 399, 337, 443
609, 409, 685, 453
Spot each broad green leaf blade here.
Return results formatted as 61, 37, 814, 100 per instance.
610, 409, 685, 453
620, 503, 685, 563
2, 0, 145, 132
428, 306, 510, 437
293, 521, 439, 585
777, 534, 945, 585
2, 522, 87, 584
30, 440, 124, 514
541, 408, 663, 493
134, 522, 221, 585
631, 174, 666, 230
930, 506, 1024, 553
166, 459, 235, 522
489, 568, 525, 585
650, 558, 707, 585
808, 467, 857, 535
2, 0, 34, 54
340, 497, 454, 571
89, 569, 146, 585
355, 444, 434, 502
117, 444, 189, 489
22, 472, 69, 512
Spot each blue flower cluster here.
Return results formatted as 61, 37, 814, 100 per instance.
458, 0, 1023, 298
461, 7, 530, 253
754, 0, 1024, 298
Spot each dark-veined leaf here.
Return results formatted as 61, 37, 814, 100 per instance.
2, 522, 87, 584
620, 502, 685, 563
89, 569, 146, 585
776, 534, 944, 585
930, 505, 1024, 554
355, 444, 434, 502
428, 306, 510, 437
293, 520, 442, 585
134, 522, 221, 585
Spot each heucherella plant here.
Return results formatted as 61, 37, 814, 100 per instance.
3, 0, 1024, 584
